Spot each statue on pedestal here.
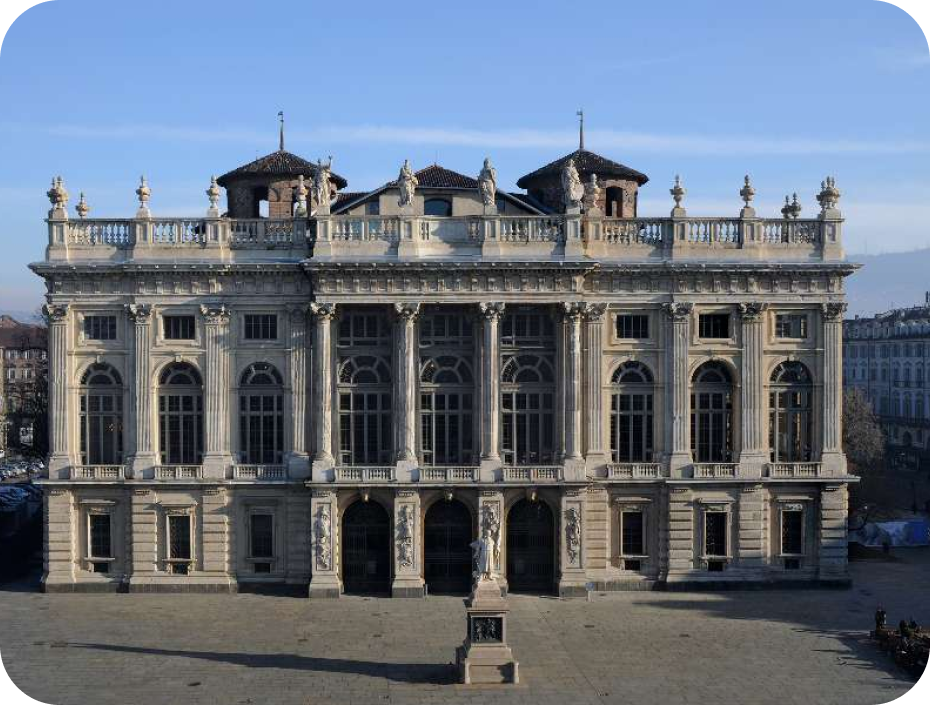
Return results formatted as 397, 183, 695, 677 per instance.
561, 158, 584, 211
478, 158, 497, 209
397, 159, 418, 209
470, 528, 496, 583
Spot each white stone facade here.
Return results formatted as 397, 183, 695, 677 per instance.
31, 153, 855, 596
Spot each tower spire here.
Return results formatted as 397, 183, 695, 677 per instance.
278, 111, 284, 151
577, 109, 584, 150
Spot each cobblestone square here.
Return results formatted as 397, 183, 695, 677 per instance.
2, 551, 927, 705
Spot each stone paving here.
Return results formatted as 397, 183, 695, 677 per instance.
1, 552, 928, 705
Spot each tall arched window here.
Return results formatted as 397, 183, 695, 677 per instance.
768, 361, 813, 462
420, 355, 475, 465
501, 354, 556, 465
158, 362, 203, 465
239, 362, 284, 464
338, 355, 392, 465
690, 361, 733, 463
423, 198, 452, 217
79, 363, 123, 465
609, 361, 654, 463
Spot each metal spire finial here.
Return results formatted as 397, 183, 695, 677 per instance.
278, 111, 284, 151
577, 109, 584, 150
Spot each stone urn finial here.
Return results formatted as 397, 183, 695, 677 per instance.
670, 174, 686, 215
206, 175, 221, 216
75, 192, 90, 219
46, 176, 69, 218
740, 175, 755, 207
816, 175, 841, 215
295, 174, 309, 217
136, 175, 152, 218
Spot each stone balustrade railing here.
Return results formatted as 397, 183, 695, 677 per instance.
153, 465, 203, 480
502, 466, 563, 482
333, 466, 396, 483
605, 463, 665, 479
418, 466, 479, 482
232, 464, 287, 481
766, 462, 822, 478
71, 464, 126, 480
47, 211, 842, 263
692, 463, 738, 478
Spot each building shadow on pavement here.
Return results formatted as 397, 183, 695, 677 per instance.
68, 642, 457, 685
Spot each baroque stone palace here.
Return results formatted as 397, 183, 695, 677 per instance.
844, 295, 930, 473
31, 135, 855, 596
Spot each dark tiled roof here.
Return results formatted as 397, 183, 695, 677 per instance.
516, 148, 649, 188
505, 192, 553, 214
413, 164, 479, 189
331, 192, 368, 211
216, 150, 348, 189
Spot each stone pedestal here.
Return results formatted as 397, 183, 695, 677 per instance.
456, 580, 519, 685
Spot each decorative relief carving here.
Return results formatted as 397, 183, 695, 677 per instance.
126, 303, 152, 323
199, 303, 230, 325
738, 302, 766, 321
564, 507, 582, 565
479, 302, 506, 320
397, 504, 415, 569
478, 503, 502, 577
42, 303, 69, 322
309, 302, 337, 321
583, 302, 608, 322
661, 302, 693, 321
821, 302, 848, 321
313, 504, 332, 571
470, 616, 503, 643
562, 302, 586, 321
393, 302, 421, 321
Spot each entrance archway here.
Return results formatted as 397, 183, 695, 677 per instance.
424, 499, 472, 594
341, 500, 391, 594
507, 499, 555, 593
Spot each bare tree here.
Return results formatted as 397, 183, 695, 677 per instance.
843, 388, 885, 475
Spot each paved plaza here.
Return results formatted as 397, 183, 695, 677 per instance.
1, 552, 927, 705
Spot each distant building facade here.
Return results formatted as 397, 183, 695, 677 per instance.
844, 295, 930, 473
0, 315, 48, 454
31, 135, 855, 595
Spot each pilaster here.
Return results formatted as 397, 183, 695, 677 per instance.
127, 303, 154, 478
392, 489, 425, 597
200, 304, 233, 478
200, 487, 235, 589
666, 486, 694, 578
818, 484, 849, 582
287, 305, 310, 479
129, 488, 157, 581
41, 488, 75, 591
583, 303, 608, 475
44, 304, 71, 479
558, 488, 588, 596
394, 303, 420, 473
737, 484, 765, 573
738, 303, 767, 477
821, 303, 847, 476
562, 304, 585, 479
663, 302, 693, 476
308, 490, 341, 598
479, 303, 505, 479
310, 303, 336, 481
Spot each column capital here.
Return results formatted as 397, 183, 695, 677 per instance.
662, 301, 693, 321
199, 303, 230, 325
43, 303, 69, 323
562, 302, 586, 321
479, 301, 505, 320
737, 302, 766, 321
393, 302, 421, 321
309, 302, 337, 321
821, 302, 848, 321
126, 302, 152, 323
286, 303, 310, 324
583, 302, 609, 322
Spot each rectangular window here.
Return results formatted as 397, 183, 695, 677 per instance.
616, 314, 649, 340
250, 513, 274, 559
89, 514, 112, 558
243, 314, 278, 341
168, 514, 192, 574
704, 511, 728, 557
621, 510, 645, 556
698, 314, 730, 339
163, 315, 196, 341
366, 200, 380, 216
781, 508, 804, 555
84, 315, 118, 341
775, 314, 808, 339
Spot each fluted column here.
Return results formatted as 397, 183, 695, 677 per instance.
479, 302, 505, 464
738, 303, 766, 476
663, 302, 693, 475
563, 303, 585, 464
44, 304, 70, 479
127, 304, 154, 477
287, 304, 310, 478
821, 302, 848, 476
310, 303, 336, 473
201, 303, 232, 477
393, 303, 420, 465
583, 303, 608, 470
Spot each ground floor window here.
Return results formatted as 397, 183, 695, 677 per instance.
167, 513, 192, 575
780, 504, 805, 562
621, 509, 645, 556
703, 509, 729, 570
87, 512, 113, 573
249, 513, 274, 573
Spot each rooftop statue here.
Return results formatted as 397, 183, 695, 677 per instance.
397, 159, 418, 208
478, 157, 497, 208
313, 158, 332, 211
561, 158, 584, 210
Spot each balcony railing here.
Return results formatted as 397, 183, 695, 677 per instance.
605, 463, 665, 479
692, 463, 738, 478
153, 465, 203, 480
232, 464, 287, 481
71, 465, 125, 480
333, 466, 396, 482
766, 462, 822, 478
502, 466, 563, 482
417, 466, 479, 482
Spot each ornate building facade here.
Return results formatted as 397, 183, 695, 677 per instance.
32, 139, 855, 595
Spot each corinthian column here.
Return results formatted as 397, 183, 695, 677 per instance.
821, 302, 847, 476
127, 303, 154, 478
583, 303, 608, 471
663, 302, 693, 476
563, 303, 585, 468
201, 303, 232, 477
394, 303, 420, 466
44, 303, 71, 479
287, 304, 310, 478
479, 302, 505, 466
310, 303, 336, 477
738, 302, 766, 476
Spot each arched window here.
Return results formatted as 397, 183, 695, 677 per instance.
423, 198, 452, 217
79, 363, 123, 465
420, 355, 475, 466
501, 353, 556, 465
768, 361, 813, 462
337, 355, 392, 465
690, 361, 733, 463
158, 362, 203, 465
239, 362, 284, 465
609, 361, 654, 463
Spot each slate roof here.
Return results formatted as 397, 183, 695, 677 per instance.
516, 148, 649, 188
216, 150, 348, 189
413, 164, 479, 189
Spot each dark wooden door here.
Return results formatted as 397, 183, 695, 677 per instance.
507, 499, 555, 593
341, 501, 391, 594
424, 499, 472, 594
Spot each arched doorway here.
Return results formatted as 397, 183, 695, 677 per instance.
424, 499, 472, 594
341, 501, 391, 595
507, 499, 555, 593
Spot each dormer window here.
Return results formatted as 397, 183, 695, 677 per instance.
424, 198, 452, 217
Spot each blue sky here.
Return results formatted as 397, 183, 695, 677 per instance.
0, 0, 928, 314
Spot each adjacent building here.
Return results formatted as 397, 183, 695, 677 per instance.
844, 296, 930, 473
0, 315, 48, 454
31, 135, 855, 596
